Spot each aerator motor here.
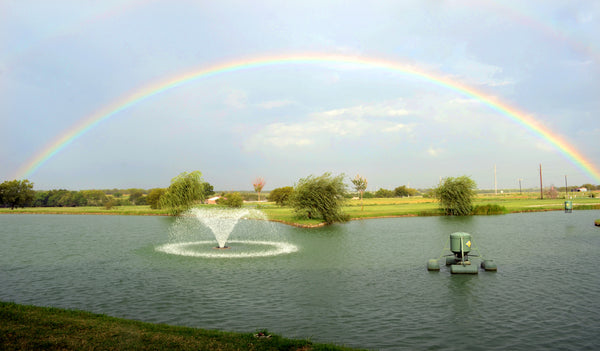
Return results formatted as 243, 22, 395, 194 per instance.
427, 232, 496, 274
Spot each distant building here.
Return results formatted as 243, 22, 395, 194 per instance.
206, 196, 222, 204
571, 187, 588, 192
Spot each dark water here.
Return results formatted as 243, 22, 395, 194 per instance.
1, 211, 599, 350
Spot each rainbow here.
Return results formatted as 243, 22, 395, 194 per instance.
14, 53, 600, 182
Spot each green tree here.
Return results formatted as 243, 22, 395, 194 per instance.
135, 196, 148, 206
0, 179, 35, 209
394, 185, 417, 197
61, 191, 87, 207
433, 176, 477, 216
201, 182, 215, 197
33, 191, 50, 207
159, 171, 206, 215
147, 188, 166, 209
291, 173, 348, 224
128, 189, 145, 205
351, 174, 368, 211
217, 192, 243, 208
81, 190, 108, 206
268, 186, 294, 206
374, 188, 394, 198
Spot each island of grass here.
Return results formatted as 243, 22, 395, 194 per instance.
0, 301, 361, 351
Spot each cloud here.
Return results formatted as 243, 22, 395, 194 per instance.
382, 123, 408, 133
243, 101, 416, 151
312, 104, 411, 119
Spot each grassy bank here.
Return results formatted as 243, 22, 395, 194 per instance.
0, 301, 360, 350
0, 205, 171, 216
2, 194, 599, 226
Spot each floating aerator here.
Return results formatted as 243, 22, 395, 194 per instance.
427, 232, 496, 274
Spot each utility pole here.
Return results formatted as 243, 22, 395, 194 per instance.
564, 175, 568, 198
519, 178, 522, 195
539, 164, 543, 199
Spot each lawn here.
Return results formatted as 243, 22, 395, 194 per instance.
2, 192, 598, 227
0, 301, 360, 350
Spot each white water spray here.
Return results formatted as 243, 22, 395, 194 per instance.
190, 207, 250, 248
156, 207, 298, 258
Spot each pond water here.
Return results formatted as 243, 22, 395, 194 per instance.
1, 211, 599, 350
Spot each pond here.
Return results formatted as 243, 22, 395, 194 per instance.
1, 210, 599, 350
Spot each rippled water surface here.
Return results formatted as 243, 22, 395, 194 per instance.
1, 211, 599, 350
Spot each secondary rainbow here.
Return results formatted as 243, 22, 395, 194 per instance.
14, 53, 600, 182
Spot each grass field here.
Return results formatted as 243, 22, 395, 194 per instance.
0, 301, 360, 350
2, 193, 599, 227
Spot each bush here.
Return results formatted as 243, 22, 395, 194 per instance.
362, 191, 375, 199
104, 199, 117, 210
374, 188, 394, 198
472, 204, 507, 215
147, 188, 166, 209
394, 185, 417, 197
268, 186, 294, 206
217, 192, 243, 208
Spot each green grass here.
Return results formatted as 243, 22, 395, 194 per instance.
0, 301, 361, 350
0, 205, 170, 216
595, 219, 600, 227
2, 192, 599, 226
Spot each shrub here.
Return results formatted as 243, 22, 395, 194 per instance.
472, 204, 507, 215
147, 188, 166, 209
268, 186, 294, 206
217, 192, 243, 208
374, 188, 394, 198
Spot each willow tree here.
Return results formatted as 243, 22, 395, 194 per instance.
159, 171, 206, 215
351, 174, 368, 211
433, 176, 477, 216
291, 172, 348, 224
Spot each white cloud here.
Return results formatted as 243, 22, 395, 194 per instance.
243, 101, 416, 151
382, 123, 408, 133
310, 101, 411, 119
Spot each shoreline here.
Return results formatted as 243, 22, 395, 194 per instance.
2, 205, 598, 228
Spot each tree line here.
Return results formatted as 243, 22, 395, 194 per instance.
0, 178, 215, 210
3, 173, 597, 225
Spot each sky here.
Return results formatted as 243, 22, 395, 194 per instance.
1, 0, 599, 191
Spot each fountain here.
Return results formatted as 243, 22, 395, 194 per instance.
155, 207, 298, 258
189, 208, 250, 248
